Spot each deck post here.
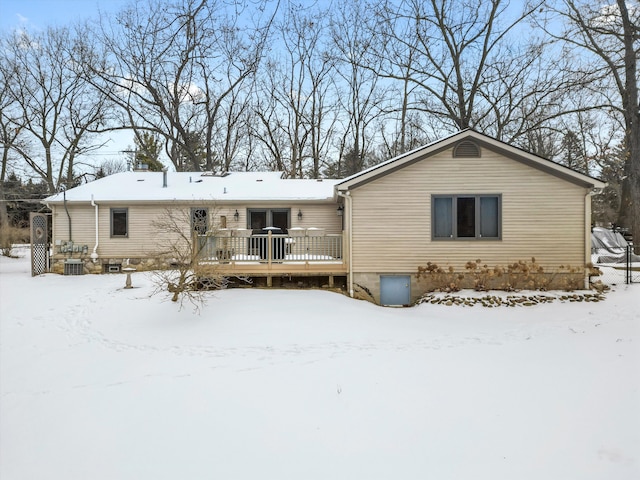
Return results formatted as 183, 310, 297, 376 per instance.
267, 275, 272, 287
329, 275, 334, 287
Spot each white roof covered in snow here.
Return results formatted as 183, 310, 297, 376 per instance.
44, 171, 339, 203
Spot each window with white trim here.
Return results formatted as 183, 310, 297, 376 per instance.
432, 195, 501, 240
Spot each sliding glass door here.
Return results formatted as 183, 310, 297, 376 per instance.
247, 209, 290, 233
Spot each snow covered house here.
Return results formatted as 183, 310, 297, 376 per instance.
42, 130, 605, 305
43, 171, 347, 283
335, 130, 606, 305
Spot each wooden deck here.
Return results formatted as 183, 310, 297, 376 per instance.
195, 232, 348, 279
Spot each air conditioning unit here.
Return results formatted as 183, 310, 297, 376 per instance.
64, 259, 84, 275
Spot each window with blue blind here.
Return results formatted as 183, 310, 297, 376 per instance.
432, 195, 501, 240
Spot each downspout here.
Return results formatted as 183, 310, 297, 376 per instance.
90, 195, 99, 263
584, 187, 602, 289
45, 201, 52, 267
337, 190, 353, 297
61, 187, 73, 263
62, 187, 71, 243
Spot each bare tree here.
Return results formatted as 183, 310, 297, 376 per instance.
362, 2, 432, 156
252, 4, 338, 178
0, 67, 20, 230
0, 25, 112, 193
538, 0, 640, 240
150, 205, 253, 309
149, 206, 224, 310
94, 0, 205, 171
330, 1, 388, 176
195, 3, 272, 173
93, 158, 127, 179
92, 0, 271, 172
213, 83, 253, 172
370, 0, 547, 137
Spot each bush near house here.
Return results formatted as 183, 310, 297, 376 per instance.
417, 258, 593, 293
0, 225, 29, 257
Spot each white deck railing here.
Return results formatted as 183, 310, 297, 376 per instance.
197, 232, 343, 264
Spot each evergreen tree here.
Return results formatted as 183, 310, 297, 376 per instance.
0, 172, 49, 227
134, 132, 164, 171
592, 143, 626, 227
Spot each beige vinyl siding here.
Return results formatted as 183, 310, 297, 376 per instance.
350, 148, 588, 272
229, 202, 341, 234
97, 204, 169, 257
54, 203, 207, 258
281, 203, 342, 234
53, 201, 341, 260
52, 204, 96, 247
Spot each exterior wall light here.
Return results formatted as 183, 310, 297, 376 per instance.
234, 209, 239, 221
297, 209, 303, 220
337, 205, 344, 216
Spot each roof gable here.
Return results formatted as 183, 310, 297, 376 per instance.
336, 130, 606, 191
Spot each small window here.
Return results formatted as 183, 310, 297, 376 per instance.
432, 195, 501, 240
111, 208, 128, 237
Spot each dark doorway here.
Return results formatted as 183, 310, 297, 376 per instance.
249, 210, 267, 234
271, 210, 289, 232
248, 209, 290, 233
456, 197, 475, 238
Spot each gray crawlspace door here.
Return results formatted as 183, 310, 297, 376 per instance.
380, 275, 411, 306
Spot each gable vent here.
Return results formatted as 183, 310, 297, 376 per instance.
453, 140, 481, 158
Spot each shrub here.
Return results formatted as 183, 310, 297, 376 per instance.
417, 261, 463, 292
417, 258, 586, 293
0, 225, 29, 257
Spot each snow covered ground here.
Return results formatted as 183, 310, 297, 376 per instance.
1, 248, 639, 480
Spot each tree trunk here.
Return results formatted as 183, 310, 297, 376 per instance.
0, 183, 9, 230
615, 0, 640, 244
